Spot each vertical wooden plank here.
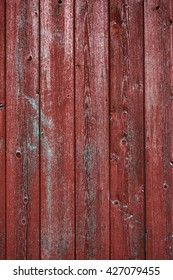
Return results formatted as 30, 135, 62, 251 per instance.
6, 0, 40, 259
110, 0, 145, 259
40, 0, 74, 259
0, 0, 5, 260
145, 0, 173, 259
75, 0, 109, 259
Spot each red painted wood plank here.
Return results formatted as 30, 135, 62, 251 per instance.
75, 0, 110, 259
110, 0, 145, 259
6, 0, 40, 259
145, 0, 173, 259
40, 0, 75, 259
0, 0, 5, 260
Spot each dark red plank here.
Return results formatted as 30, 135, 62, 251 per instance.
110, 0, 145, 259
145, 0, 173, 259
40, 0, 75, 259
0, 0, 6, 260
6, 0, 40, 259
75, 0, 110, 259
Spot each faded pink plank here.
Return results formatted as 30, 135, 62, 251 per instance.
145, 0, 173, 259
0, 0, 5, 260
6, 0, 40, 259
75, 0, 110, 259
110, 0, 145, 259
40, 0, 75, 259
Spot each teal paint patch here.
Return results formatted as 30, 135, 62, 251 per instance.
27, 143, 37, 151
41, 134, 54, 223
24, 95, 54, 128
33, 119, 39, 140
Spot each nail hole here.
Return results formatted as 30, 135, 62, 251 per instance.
121, 138, 127, 145
22, 219, 26, 225
156, 5, 160, 10
27, 55, 32, 61
170, 161, 173, 166
123, 110, 128, 116
23, 197, 28, 203
169, 20, 172, 25
16, 151, 21, 158
0, 103, 5, 109
58, 0, 62, 4
34, 11, 38, 16
114, 200, 119, 205
163, 184, 169, 190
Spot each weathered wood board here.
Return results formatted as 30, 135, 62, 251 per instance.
110, 0, 145, 260
40, 0, 75, 259
145, 0, 173, 260
6, 0, 40, 259
0, 0, 6, 260
75, 0, 109, 260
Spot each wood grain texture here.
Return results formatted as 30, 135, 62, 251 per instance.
6, 0, 40, 259
145, 0, 173, 259
0, 0, 6, 260
40, 0, 75, 259
75, 0, 110, 259
110, 0, 145, 259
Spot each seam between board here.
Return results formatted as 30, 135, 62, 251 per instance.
108, 0, 111, 261
38, 0, 41, 260
5, 0, 7, 261
74, 0, 77, 260
143, 0, 147, 260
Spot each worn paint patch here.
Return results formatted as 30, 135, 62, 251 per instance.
40, 132, 55, 259
41, 133, 54, 222
24, 95, 54, 128
56, 221, 73, 259
83, 143, 96, 259
27, 143, 37, 151
33, 119, 39, 140
84, 143, 93, 175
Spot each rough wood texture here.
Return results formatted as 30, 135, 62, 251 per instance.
145, 0, 173, 259
75, 0, 110, 259
0, 0, 5, 260
6, 0, 40, 259
40, 0, 75, 259
110, 0, 145, 259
